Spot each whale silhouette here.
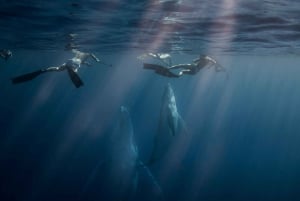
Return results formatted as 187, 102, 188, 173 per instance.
148, 83, 187, 165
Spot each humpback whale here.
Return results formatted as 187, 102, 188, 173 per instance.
148, 83, 187, 165
84, 106, 163, 201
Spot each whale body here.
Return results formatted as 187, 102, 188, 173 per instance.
149, 83, 187, 165
98, 106, 163, 201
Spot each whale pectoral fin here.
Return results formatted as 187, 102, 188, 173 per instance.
167, 113, 176, 136
147, 136, 160, 166
137, 160, 164, 200
128, 170, 139, 200
169, 127, 175, 136
79, 159, 106, 197
178, 115, 188, 135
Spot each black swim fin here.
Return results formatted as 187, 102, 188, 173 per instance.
67, 68, 84, 88
11, 70, 44, 84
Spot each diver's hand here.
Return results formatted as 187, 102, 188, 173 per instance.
83, 61, 91, 66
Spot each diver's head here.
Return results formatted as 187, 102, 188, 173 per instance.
4, 50, 12, 61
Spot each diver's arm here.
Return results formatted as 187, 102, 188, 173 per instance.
204, 56, 224, 71
206, 63, 215, 68
215, 63, 226, 72
90, 53, 100, 62
206, 56, 217, 64
72, 49, 86, 60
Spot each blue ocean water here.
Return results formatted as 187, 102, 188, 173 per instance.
1, 0, 300, 201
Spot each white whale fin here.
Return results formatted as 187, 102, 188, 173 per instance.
178, 114, 188, 136
137, 160, 165, 200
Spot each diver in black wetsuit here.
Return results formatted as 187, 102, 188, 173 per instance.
0, 49, 12, 61
11, 49, 101, 88
168, 55, 224, 76
142, 54, 224, 78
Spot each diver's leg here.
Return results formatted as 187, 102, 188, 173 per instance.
178, 69, 192, 76
39, 65, 83, 87
66, 67, 84, 88
168, 64, 192, 70
43, 65, 65, 72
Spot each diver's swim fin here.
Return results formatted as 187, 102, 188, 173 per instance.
67, 68, 84, 88
11, 70, 44, 84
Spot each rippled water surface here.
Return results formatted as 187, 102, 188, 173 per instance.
1, 0, 300, 54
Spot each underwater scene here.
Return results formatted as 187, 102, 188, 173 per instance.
1, 0, 300, 201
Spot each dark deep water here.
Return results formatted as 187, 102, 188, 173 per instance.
1, 1, 300, 201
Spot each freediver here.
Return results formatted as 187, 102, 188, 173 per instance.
168, 55, 225, 76
0, 49, 12, 61
11, 49, 104, 88
142, 54, 225, 78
